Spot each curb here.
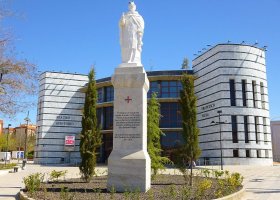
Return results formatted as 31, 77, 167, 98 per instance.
19, 191, 35, 200
213, 187, 245, 200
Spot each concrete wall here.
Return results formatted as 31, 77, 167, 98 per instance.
193, 44, 273, 165
271, 121, 280, 162
34, 72, 88, 164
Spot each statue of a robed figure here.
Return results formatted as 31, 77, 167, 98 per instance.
119, 1, 144, 66
107, 1, 151, 192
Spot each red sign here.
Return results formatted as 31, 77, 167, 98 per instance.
65, 135, 75, 146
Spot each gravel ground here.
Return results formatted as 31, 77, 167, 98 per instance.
24, 175, 241, 200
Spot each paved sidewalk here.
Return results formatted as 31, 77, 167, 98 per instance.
0, 163, 280, 199
224, 165, 280, 200
0, 163, 107, 200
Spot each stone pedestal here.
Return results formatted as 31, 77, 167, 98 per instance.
107, 65, 151, 192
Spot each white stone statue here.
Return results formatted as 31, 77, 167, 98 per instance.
119, 1, 144, 66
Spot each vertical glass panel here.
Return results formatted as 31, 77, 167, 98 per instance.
244, 116, 249, 143
242, 80, 247, 106
97, 88, 103, 103
229, 79, 236, 106
252, 81, 256, 108
255, 116, 259, 143
231, 115, 238, 143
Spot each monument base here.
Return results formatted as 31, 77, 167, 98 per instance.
107, 150, 151, 192
107, 65, 151, 192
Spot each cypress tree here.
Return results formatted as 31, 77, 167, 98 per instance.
79, 68, 102, 182
147, 92, 170, 178
175, 73, 201, 186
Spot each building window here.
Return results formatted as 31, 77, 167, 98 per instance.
97, 108, 102, 127
242, 80, 247, 106
229, 79, 236, 106
244, 116, 249, 143
233, 149, 239, 157
161, 81, 182, 98
161, 132, 184, 148
246, 149, 250, 158
148, 81, 160, 98
265, 150, 269, 158
255, 116, 259, 143
104, 106, 113, 130
252, 81, 257, 108
231, 115, 238, 143
160, 102, 182, 128
257, 150, 261, 158
97, 88, 103, 103
263, 117, 268, 144
260, 82, 265, 109
104, 86, 114, 102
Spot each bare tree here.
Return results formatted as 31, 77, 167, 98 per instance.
0, 4, 38, 117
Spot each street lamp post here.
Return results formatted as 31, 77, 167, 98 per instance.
24, 111, 30, 165
217, 110, 223, 170
5, 124, 11, 166
211, 110, 224, 170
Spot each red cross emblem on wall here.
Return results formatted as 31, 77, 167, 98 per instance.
125, 96, 132, 103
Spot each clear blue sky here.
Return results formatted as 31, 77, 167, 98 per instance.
2, 0, 280, 127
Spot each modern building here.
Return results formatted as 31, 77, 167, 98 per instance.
271, 121, 280, 162
34, 43, 273, 165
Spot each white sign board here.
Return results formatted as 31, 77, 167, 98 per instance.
65, 135, 75, 146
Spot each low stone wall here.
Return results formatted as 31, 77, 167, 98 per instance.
19, 191, 35, 200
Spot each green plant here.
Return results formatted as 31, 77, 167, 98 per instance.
202, 169, 211, 178
181, 186, 191, 200
174, 73, 201, 186
79, 68, 102, 182
147, 189, 155, 200
214, 171, 244, 198
23, 173, 44, 197
49, 170, 67, 182
168, 184, 177, 199
131, 187, 140, 200
214, 170, 224, 179
195, 179, 212, 199
60, 186, 74, 200
124, 188, 131, 200
147, 92, 172, 178
110, 186, 116, 200
224, 172, 244, 194
0, 163, 17, 170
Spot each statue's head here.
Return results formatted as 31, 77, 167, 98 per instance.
128, 1, 136, 12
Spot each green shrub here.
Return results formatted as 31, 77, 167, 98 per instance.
201, 169, 211, 178
195, 179, 212, 199
60, 186, 75, 200
23, 173, 44, 197
0, 163, 17, 170
214, 171, 244, 198
49, 170, 67, 182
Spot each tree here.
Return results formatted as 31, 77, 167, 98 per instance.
79, 68, 102, 182
0, 5, 38, 117
181, 57, 189, 69
147, 92, 170, 178
0, 134, 17, 151
174, 73, 201, 186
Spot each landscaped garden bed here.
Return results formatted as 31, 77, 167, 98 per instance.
22, 169, 243, 200
0, 163, 17, 170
